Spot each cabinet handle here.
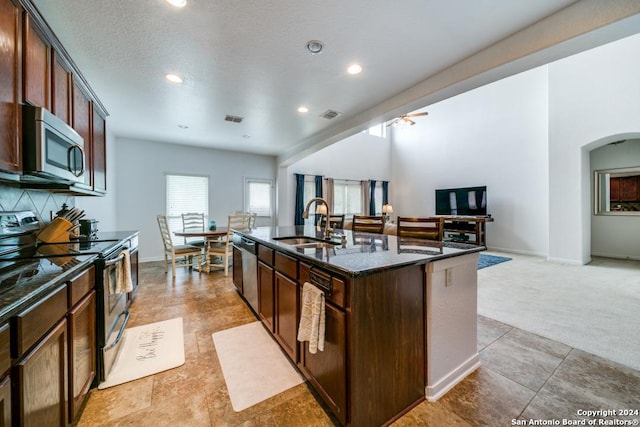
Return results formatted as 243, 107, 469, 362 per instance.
310, 271, 332, 295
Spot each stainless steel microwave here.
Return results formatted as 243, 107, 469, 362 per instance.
22, 104, 85, 184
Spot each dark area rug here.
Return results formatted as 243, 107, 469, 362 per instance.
477, 254, 512, 270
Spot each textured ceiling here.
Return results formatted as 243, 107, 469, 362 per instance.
30, 0, 589, 159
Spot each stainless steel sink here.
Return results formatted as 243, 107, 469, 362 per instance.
273, 236, 340, 248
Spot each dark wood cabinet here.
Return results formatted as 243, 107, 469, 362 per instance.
610, 177, 621, 201
22, 11, 50, 109
72, 80, 92, 188
91, 106, 107, 193
0, 323, 10, 427
257, 261, 274, 332
67, 291, 95, 423
51, 49, 72, 125
300, 300, 347, 425
274, 271, 299, 362
232, 246, 243, 293
0, 375, 10, 427
15, 318, 67, 427
0, 0, 22, 174
620, 176, 640, 201
297, 264, 347, 425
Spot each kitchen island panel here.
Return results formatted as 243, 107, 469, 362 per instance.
349, 263, 426, 426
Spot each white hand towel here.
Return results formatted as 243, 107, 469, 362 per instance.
297, 282, 325, 354
113, 248, 133, 294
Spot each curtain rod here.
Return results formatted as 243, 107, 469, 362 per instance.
300, 175, 388, 183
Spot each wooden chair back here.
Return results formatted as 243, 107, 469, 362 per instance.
208, 213, 249, 276
352, 215, 385, 234
320, 214, 346, 229
181, 212, 206, 245
396, 217, 444, 241
157, 214, 175, 250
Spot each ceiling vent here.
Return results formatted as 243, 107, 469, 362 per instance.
319, 110, 341, 120
224, 114, 244, 123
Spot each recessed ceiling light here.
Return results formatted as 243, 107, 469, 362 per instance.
347, 64, 363, 75
297, 106, 309, 113
166, 0, 187, 7
306, 40, 324, 55
177, 124, 189, 129
165, 73, 184, 83
242, 134, 251, 139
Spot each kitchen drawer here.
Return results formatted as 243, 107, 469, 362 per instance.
258, 245, 274, 266
11, 285, 68, 358
68, 265, 95, 307
307, 267, 347, 309
0, 323, 10, 377
275, 252, 297, 280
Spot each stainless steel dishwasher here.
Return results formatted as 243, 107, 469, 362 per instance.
237, 236, 258, 312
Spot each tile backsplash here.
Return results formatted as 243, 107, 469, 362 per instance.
0, 183, 75, 224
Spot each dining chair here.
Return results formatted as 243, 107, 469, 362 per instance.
236, 211, 257, 229
320, 214, 346, 230
207, 214, 249, 276
351, 215, 385, 234
181, 212, 206, 247
157, 214, 202, 278
396, 217, 444, 241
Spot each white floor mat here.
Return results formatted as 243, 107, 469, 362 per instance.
212, 321, 304, 411
98, 317, 185, 389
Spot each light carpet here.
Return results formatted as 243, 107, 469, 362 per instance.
212, 321, 304, 412
98, 317, 185, 389
478, 253, 640, 371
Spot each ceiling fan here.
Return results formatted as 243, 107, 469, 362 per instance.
386, 111, 428, 127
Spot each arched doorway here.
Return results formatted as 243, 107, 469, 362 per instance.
586, 136, 640, 260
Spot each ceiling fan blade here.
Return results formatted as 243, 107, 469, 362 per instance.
386, 118, 399, 127
405, 112, 429, 118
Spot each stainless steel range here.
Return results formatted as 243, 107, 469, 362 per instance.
0, 218, 137, 385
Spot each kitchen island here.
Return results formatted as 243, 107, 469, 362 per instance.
232, 226, 483, 427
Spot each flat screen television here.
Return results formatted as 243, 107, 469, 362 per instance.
435, 186, 487, 216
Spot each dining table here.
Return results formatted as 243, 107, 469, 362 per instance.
174, 227, 228, 273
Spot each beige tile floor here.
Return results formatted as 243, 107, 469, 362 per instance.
78, 261, 640, 427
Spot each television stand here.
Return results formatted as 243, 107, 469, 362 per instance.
435, 215, 494, 247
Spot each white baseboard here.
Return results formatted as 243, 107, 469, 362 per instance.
425, 353, 481, 402
485, 246, 546, 257
591, 252, 640, 261
546, 256, 587, 265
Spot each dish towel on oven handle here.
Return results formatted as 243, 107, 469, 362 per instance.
297, 282, 325, 354
113, 248, 133, 294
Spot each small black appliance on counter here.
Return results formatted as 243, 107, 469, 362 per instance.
79, 219, 99, 240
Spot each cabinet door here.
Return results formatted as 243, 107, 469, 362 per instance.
92, 107, 107, 192
258, 261, 274, 332
0, 0, 21, 173
51, 49, 72, 124
72, 79, 92, 188
232, 246, 243, 293
68, 291, 95, 423
0, 374, 10, 427
275, 271, 298, 362
16, 318, 67, 427
609, 177, 620, 201
23, 12, 50, 109
620, 176, 639, 201
300, 301, 347, 426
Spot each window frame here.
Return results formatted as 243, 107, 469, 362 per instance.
165, 173, 209, 232
244, 177, 274, 218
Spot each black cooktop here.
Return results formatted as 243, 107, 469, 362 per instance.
0, 239, 121, 261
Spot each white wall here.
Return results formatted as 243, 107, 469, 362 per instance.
390, 67, 550, 256
548, 33, 640, 264
279, 131, 391, 225
590, 139, 640, 260
113, 138, 276, 261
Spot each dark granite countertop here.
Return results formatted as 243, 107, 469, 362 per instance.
0, 230, 139, 324
234, 226, 483, 278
